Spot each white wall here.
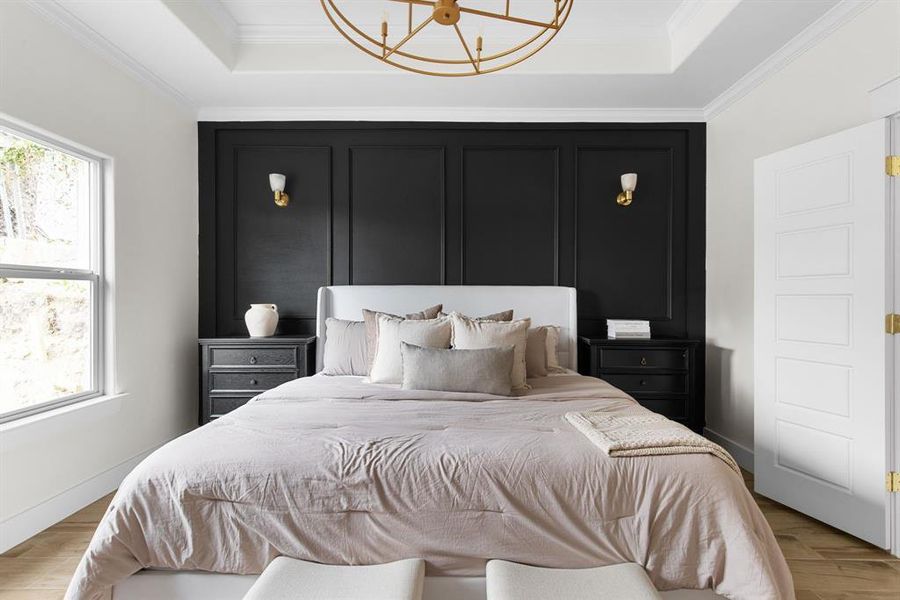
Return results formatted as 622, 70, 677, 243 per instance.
0, 2, 197, 550
705, 0, 900, 463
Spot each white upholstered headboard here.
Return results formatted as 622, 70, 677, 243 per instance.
315, 285, 577, 373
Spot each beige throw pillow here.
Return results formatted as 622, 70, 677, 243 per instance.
545, 325, 565, 372
369, 314, 451, 384
450, 312, 531, 389
525, 327, 549, 378
362, 304, 442, 372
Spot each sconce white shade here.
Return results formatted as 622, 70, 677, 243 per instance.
620, 173, 637, 192
269, 173, 286, 193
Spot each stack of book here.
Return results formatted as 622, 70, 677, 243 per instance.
607, 319, 651, 339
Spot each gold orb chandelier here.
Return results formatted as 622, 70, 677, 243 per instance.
320, 0, 573, 77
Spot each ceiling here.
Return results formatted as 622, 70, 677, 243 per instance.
30, 0, 851, 120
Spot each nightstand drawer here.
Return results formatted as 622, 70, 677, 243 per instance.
209, 346, 297, 368
209, 395, 254, 419
209, 371, 296, 393
602, 372, 687, 394
600, 348, 688, 370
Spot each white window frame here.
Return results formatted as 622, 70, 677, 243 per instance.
0, 119, 106, 423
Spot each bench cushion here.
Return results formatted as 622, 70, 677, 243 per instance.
243, 557, 425, 600
486, 561, 661, 600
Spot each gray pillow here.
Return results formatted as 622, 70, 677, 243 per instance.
322, 318, 368, 376
400, 342, 514, 396
362, 304, 442, 372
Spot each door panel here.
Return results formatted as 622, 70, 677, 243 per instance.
754, 119, 889, 547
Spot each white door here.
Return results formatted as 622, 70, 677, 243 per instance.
754, 119, 891, 547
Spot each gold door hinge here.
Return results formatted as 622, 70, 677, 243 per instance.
886, 314, 900, 334
887, 472, 900, 493
888, 155, 900, 177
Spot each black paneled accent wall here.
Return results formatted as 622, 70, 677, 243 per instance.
198, 122, 705, 345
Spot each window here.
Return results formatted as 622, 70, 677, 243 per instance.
0, 122, 105, 422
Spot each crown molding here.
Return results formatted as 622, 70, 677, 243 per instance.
234, 23, 667, 46
199, 0, 670, 46
196, 0, 238, 39
869, 75, 900, 119
666, 0, 706, 38
703, 0, 875, 120
24, 0, 197, 116
198, 105, 705, 123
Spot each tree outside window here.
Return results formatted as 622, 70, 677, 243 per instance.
0, 124, 104, 421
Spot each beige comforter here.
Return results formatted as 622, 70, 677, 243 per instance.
66, 374, 793, 600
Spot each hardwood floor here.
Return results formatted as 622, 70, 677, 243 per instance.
741, 470, 900, 599
1, 472, 897, 599
0, 492, 113, 600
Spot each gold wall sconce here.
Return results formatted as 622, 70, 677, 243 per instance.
269, 173, 289, 207
616, 173, 637, 206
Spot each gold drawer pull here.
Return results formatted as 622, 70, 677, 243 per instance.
640, 357, 647, 366
249, 356, 258, 365
250, 378, 258, 386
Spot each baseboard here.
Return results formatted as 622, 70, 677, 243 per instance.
0, 431, 187, 553
703, 427, 754, 473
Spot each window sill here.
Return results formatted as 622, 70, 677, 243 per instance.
0, 393, 130, 448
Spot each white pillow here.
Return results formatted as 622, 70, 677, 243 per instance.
369, 314, 452, 383
450, 312, 531, 389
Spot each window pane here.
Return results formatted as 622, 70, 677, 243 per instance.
0, 130, 91, 269
0, 277, 92, 416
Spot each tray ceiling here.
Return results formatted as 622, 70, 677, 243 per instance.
28, 0, 845, 119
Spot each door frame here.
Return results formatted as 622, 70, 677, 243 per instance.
872, 77, 900, 557
890, 112, 900, 558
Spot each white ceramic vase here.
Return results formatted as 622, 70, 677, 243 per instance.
244, 303, 279, 337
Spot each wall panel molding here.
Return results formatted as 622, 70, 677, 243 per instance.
212, 139, 333, 335
348, 145, 446, 285
460, 146, 560, 286
574, 143, 681, 334
198, 121, 705, 354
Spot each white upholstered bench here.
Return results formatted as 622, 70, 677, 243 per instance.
486, 561, 661, 600
242, 557, 425, 600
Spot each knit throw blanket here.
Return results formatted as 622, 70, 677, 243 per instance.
565, 409, 741, 475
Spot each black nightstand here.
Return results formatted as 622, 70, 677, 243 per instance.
578, 337, 703, 432
199, 336, 316, 425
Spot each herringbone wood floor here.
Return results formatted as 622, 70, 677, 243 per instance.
1, 471, 898, 599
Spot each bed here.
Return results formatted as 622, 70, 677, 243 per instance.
66, 286, 792, 600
